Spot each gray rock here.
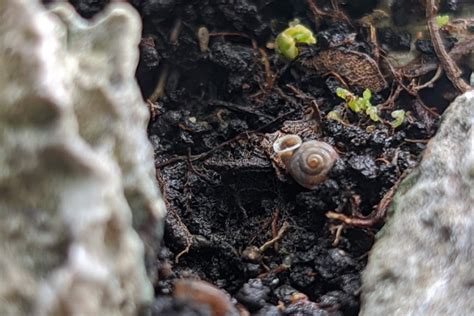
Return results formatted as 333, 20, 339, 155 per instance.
361, 91, 474, 316
0, 0, 165, 315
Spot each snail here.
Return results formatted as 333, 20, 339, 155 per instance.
273, 134, 338, 189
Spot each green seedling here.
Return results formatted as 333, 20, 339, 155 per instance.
327, 110, 343, 122
275, 20, 316, 60
435, 15, 450, 28
365, 104, 380, 122
335, 87, 406, 128
326, 104, 346, 123
335, 87, 380, 122
389, 110, 405, 128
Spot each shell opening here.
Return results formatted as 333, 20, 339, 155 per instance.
273, 134, 303, 167
273, 134, 302, 154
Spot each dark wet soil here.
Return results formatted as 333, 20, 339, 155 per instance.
48, 0, 472, 315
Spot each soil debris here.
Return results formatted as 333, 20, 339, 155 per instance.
52, 0, 474, 315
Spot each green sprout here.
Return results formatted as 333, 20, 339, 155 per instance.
435, 15, 450, 28
335, 87, 380, 122
327, 110, 341, 121
275, 20, 316, 60
327, 109, 344, 123
365, 105, 380, 122
335, 88, 406, 128
389, 110, 405, 128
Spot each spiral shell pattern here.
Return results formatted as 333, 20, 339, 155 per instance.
288, 140, 338, 189
274, 135, 338, 189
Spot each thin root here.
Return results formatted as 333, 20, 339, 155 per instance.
259, 221, 289, 253
325, 171, 407, 228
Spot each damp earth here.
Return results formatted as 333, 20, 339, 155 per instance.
44, 0, 473, 315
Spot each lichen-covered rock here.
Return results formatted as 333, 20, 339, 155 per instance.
361, 91, 474, 315
0, 0, 165, 315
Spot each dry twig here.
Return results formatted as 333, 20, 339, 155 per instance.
426, 0, 471, 93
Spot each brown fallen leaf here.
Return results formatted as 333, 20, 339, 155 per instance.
306, 49, 388, 92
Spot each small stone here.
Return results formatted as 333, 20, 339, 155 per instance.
236, 279, 270, 311
348, 155, 378, 179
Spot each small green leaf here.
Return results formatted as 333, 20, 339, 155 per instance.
275, 32, 298, 60
327, 110, 342, 122
435, 15, 450, 28
336, 87, 351, 100
285, 24, 316, 44
360, 98, 372, 111
365, 105, 380, 122
335, 87, 380, 121
362, 89, 372, 101
348, 99, 362, 112
275, 22, 316, 60
390, 110, 405, 128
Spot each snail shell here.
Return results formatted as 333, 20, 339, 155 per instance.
273, 135, 338, 189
